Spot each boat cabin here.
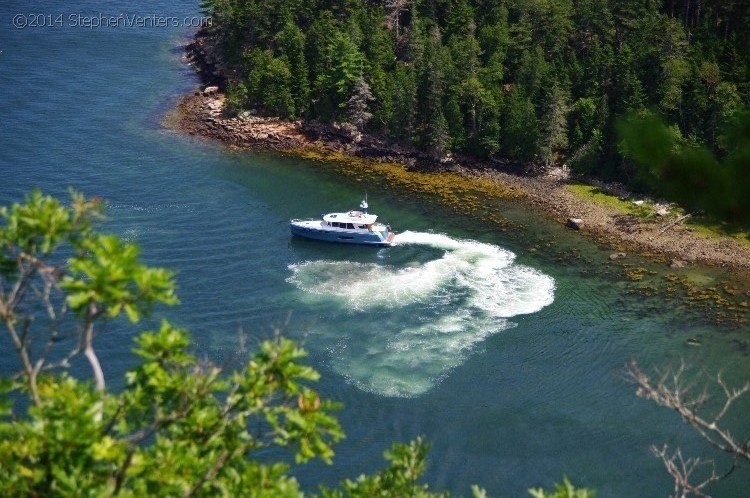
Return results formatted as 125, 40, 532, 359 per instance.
323, 210, 379, 230
289, 198, 394, 246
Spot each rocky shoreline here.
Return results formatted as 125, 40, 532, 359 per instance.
170, 32, 750, 271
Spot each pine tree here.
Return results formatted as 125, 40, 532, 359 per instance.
540, 82, 570, 167
245, 49, 296, 118
426, 110, 450, 159
446, 0, 475, 39
611, 44, 646, 115
419, 28, 450, 158
388, 64, 418, 143
305, 11, 337, 84
347, 75, 374, 130
403, 14, 424, 64
502, 87, 539, 161
323, 31, 364, 117
277, 21, 310, 118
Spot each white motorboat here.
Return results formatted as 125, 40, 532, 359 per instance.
290, 197, 395, 246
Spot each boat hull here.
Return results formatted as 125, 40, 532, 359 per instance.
290, 220, 394, 246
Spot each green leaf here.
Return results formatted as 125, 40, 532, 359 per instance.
124, 303, 140, 323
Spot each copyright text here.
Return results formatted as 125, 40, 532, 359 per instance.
12, 13, 212, 29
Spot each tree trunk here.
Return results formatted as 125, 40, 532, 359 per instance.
83, 303, 105, 391
84, 344, 106, 391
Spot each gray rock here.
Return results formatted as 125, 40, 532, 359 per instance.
655, 206, 669, 216
203, 85, 219, 95
669, 259, 687, 269
609, 252, 626, 260
566, 218, 583, 230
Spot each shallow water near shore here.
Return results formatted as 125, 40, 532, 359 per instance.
1, 1, 749, 495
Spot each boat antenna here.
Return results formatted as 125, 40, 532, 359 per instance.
360, 192, 368, 212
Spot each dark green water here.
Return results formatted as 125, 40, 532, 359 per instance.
1, 2, 749, 495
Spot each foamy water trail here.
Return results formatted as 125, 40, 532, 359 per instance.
287, 231, 555, 397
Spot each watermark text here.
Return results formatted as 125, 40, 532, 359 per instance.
12, 13, 212, 29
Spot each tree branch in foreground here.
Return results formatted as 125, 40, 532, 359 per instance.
626, 359, 750, 496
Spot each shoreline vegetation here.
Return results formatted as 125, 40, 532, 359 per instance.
168, 30, 750, 272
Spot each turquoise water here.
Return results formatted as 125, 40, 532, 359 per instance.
1, 2, 749, 495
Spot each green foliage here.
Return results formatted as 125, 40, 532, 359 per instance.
569, 129, 603, 175
0, 191, 178, 394
387, 64, 418, 142
0, 323, 344, 497
277, 21, 310, 116
569, 98, 598, 150
63, 234, 178, 321
618, 110, 750, 223
0, 375, 120, 496
245, 49, 296, 119
224, 81, 248, 116
418, 29, 450, 157
659, 56, 690, 115
455, 76, 500, 157
320, 31, 365, 117
529, 476, 595, 498
319, 437, 465, 498
540, 82, 570, 166
502, 88, 539, 161
0, 189, 101, 256
0, 191, 348, 496
201, 0, 750, 224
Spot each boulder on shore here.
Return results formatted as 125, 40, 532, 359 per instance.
654, 205, 669, 217
203, 85, 219, 95
669, 259, 688, 269
566, 218, 583, 230
609, 252, 626, 260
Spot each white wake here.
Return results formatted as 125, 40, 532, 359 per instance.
287, 231, 555, 397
